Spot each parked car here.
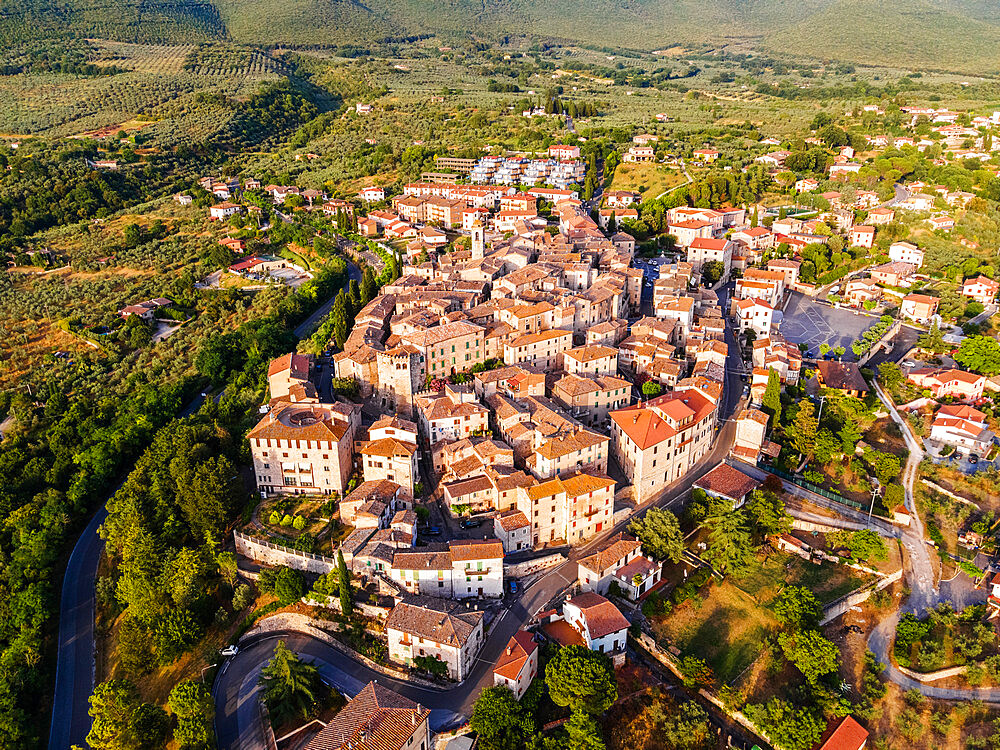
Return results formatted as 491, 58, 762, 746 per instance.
460, 517, 483, 529
509, 580, 518, 595
423, 526, 442, 536
969, 454, 980, 464
221, 645, 239, 658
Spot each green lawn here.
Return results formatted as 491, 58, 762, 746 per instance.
732, 552, 868, 606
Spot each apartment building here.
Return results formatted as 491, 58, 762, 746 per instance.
248, 401, 360, 496
563, 345, 619, 377
390, 539, 505, 599
360, 436, 418, 495
518, 471, 615, 545
552, 373, 631, 428
386, 598, 484, 680
503, 329, 573, 371
402, 321, 486, 378
610, 387, 719, 502
930, 404, 996, 455
686, 237, 734, 280
267, 352, 313, 401
577, 533, 643, 595
302, 681, 430, 750
415, 384, 490, 444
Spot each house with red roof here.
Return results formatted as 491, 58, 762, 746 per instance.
930, 404, 995, 455
610, 386, 719, 502
302, 681, 430, 750
963, 275, 1000, 305
812, 716, 869, 750
493, 630, 539, 699
907, 368, 986, 400
562, 592, 630, 657
693, 462, 761, 510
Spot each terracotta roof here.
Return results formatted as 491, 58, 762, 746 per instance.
813, 716, 869, 750
693, 463, 761, 501
304, 681, 429, 750
564, 345, 618, 363
360, 437, 417, 459
496, 509, 530, 531
566, 592, 630, 638
937, 404, 986, 421
578, 534, 641, 576
493, 630, 538, 681
247, 403, 351, 443
449, 539, 504, 561
528, 472, 615, 501
385, 599, 483, 647
268, 352, 311, 378
815, 361, 869, 393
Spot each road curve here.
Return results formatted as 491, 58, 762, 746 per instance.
213, 415, 742, 750
49, 261, 359, 749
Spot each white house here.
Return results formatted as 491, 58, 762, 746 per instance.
359, 186, 386, 202
562, 592, 630, 656
389, 540, 504, 599
888, 241, 925, 266
930, 405, 995, 456
209, 202, 243, 220
577, 534, 643, 595
492, 630, 539, 700
494, 509, 531, 554
385, 599, 484, 681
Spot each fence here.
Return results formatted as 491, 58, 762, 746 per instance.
759, 464, 864, 510
235, 531, 339, 574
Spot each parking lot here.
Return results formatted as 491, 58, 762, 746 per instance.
777, 293, 878, 359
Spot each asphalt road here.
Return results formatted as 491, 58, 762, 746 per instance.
213, 405, 745, 750
48, 389, 210, 750
49, 259, 360, 750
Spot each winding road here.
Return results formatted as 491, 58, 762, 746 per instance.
48, 262, 360, 750
865, 382, 998, 701
213, 405, 746, 750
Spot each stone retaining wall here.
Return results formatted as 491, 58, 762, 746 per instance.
244, 612, 439, 689
504, 553, 566, 578
897, 664, 969, 683
819, 568, 903, 625
235, 531, 338, 575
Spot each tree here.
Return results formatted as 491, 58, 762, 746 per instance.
745, 489, 791, 538
259, 640, 321, 724
360, 266, 377, 304
470, 686, 531, 750
338, 550, 353, 618
628, 507, 684, 562
830, 529, 888, 562
273, 566, 305, 605
833, 345, 845, 360
762, 368, 782, 426
917, 321, 945, 353
878, 361, 903, 391
702, 260, 725, 286
678, 656, 714, 688
662, 701, 712, 750
545, 645, 618, 715
195, 332, 244, 384
331, 290, 349, 350
788, 399, 818, 458
954, 335, 1000, 376
743, 699, 825, 750
167, 681, 214, 750
773, 586, 821, 630
704, 510, 754, 574
778, 630, 840, 684
819, 343, 830, 358
641, 381, 663, 399
565, 709, 606, 750
87, 679, 166, 750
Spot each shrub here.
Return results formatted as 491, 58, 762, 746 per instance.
280, 514, 293, 526
232, 584, 254, 611
268, 510, 280, 525
292, 515, 306, 531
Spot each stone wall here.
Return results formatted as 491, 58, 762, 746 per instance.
819, 568, 903, 625
897, 664, 970, 683
504, 553, 567, 579
235, 531, 338, 575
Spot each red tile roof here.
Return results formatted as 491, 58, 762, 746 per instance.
304, 681, 428, 750
493, 630, 538, 681
813, 716, 869, 750
693, 463, 761, 501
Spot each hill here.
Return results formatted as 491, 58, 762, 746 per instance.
3, 0, 1000, 73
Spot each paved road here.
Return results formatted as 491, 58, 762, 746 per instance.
49, 258, 361, 750
48, 389, 211, 750
293, 261, 362, 340
214, 412, 745, 750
